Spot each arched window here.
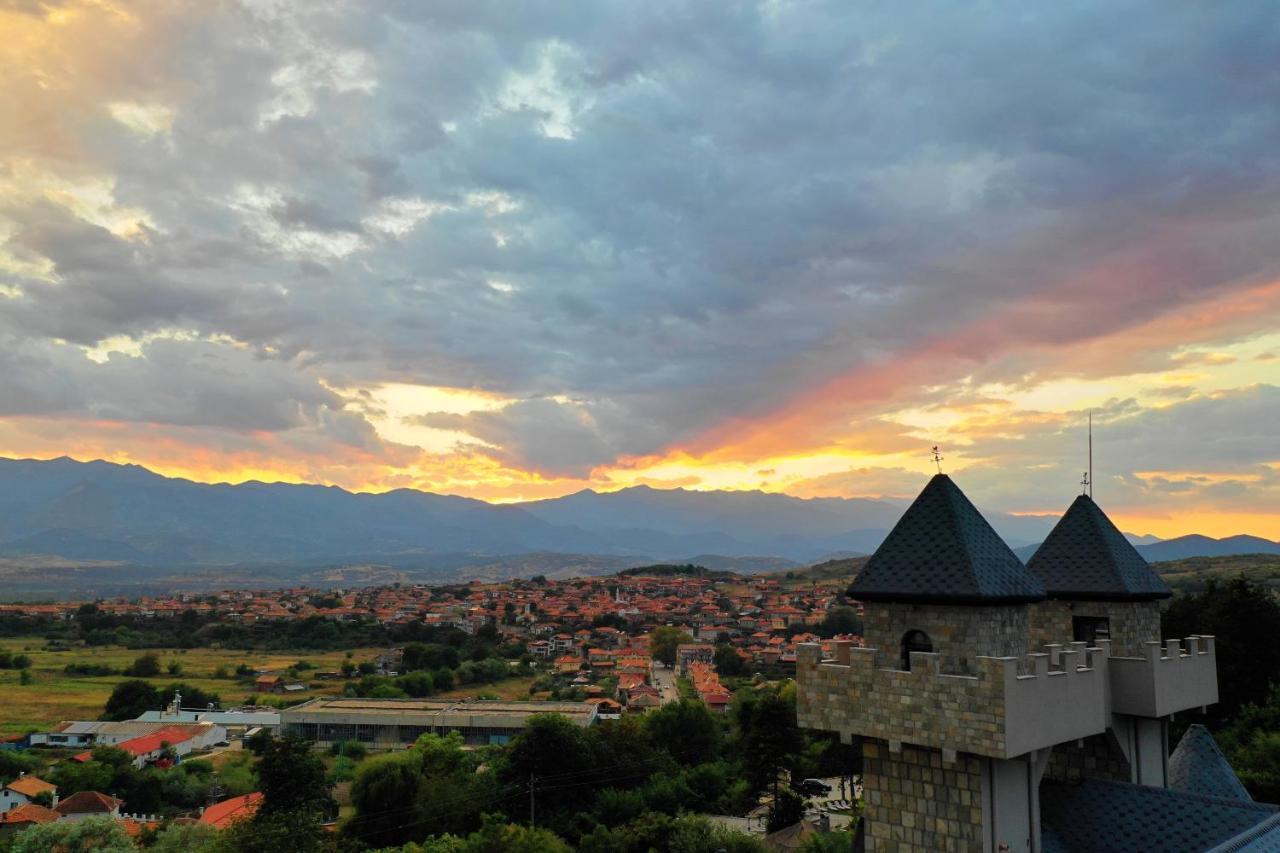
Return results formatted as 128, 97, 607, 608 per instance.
901, 630, 933, 671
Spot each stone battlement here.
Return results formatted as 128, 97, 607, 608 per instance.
797, 640, 1110, 760
1108, 635, 1218, 718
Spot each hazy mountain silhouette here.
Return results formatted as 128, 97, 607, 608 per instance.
0, 457, 1252, 579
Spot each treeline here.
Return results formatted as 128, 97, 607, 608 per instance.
0, 604, 525, 653
1164, 576, 1280, 801
617, 564, 736, 580
345, 682, 853, 850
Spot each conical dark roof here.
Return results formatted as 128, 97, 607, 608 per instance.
848, 474, 1045, 605
1026, 494, 1171, 601
1169, 724, 1252, 802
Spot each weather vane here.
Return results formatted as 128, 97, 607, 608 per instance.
931, 446, 944, 474
1081, 471, 1090, 495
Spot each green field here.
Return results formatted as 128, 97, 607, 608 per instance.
0, 641, 386, 735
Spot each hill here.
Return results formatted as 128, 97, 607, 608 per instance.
0, 456, 1059, 572
0, 456, 1264, 594
1140, 534, 1280, 562
1153, 554, 1280, 594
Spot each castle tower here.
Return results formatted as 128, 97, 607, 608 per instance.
849, 473, 1046, 675
798, 474, 1219, 852
1026, 493, 1171, 657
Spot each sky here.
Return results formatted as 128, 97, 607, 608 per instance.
1, 0, 1279, 539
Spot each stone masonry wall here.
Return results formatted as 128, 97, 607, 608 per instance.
1029, 599, 1162, 657
797, 643, 1007, 757
1043, 732, 1130, 784
862, 603, 1032, 675
862, 739, 985, 853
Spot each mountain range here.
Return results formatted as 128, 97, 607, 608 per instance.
0, 457, 1274, 589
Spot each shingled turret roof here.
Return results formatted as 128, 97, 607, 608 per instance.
1169, 724, 1253, 802
1026, 494, 1171, 601
848, 474, 1045, 605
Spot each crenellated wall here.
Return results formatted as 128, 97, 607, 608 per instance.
1109, 636, 1218, 718
797, 641, 1110, 760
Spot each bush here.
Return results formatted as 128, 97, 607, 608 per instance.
65, 663, 118, 677
124, 653, 162, 678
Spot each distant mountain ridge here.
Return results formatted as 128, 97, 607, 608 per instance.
0, 457, 1263, 588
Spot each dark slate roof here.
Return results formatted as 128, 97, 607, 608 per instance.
1040, 779, 1278, 853
847, 474, 1045, 605
1207, 813, 1280, 852
1171, 725, 1254, 802
1026, 494, 1172, 601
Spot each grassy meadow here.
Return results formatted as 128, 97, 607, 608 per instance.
0, 640, 385, 736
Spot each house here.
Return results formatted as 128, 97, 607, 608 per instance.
676, 643, 714, 673
72, 725, 208, 769
255, 674, 285, 694
0, 803, 59, 838
54, 791, 123, 823
200, 792, 263, 829
0, 775, 57, 815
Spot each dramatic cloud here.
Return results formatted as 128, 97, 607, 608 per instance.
1, 1, 1279, 532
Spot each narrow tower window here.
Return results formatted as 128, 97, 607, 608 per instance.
901, 630, 932, 671
1072, 616, 1110, 644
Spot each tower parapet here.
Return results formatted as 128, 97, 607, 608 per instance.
1110, 636, 1218, 718
797, 640, 1111, 760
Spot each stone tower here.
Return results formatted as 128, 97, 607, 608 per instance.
1026, 493, 1172, 657
848, 473, 1046, 676
797, 475, 1219, 853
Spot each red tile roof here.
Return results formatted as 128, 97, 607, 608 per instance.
0, 803, 59, 826
200, 792, 263, 829
5, 775, 56, 798
55, 791, 122, 815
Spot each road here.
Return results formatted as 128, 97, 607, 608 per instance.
651, 661, 680, 705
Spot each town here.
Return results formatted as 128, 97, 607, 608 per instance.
1, 477, 1279, 852
0, 561, 865, 850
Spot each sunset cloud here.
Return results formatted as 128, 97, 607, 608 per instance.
1, 1, 1279, 537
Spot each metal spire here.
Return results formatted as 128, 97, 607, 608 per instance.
1088, 411, 1093, 499
931, 445, 944, 474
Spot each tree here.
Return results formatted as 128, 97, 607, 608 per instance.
101, 679, 161, 721
166, 682, 221, 710
454, 815, 572, 853
234, 735, 337, 853
645, 699, 723, 765
1164, 577, 1280, 723
714, 644, 747, 677
578, 812, 767, 853
347, 733, 490, 847
817, 606, 862, 638
148, 822, 221, 852
767, 787, 807, 832
734, 686, 803, 799
11, 815, 135, 852
649, 626, 692, 669
126, 652, 162, 677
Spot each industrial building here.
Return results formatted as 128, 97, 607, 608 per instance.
281, 698, 598, 748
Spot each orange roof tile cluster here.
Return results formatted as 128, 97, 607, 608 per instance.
200, 792, 263, 829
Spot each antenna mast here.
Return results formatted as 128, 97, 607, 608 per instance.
1088, 411, 1093, 499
